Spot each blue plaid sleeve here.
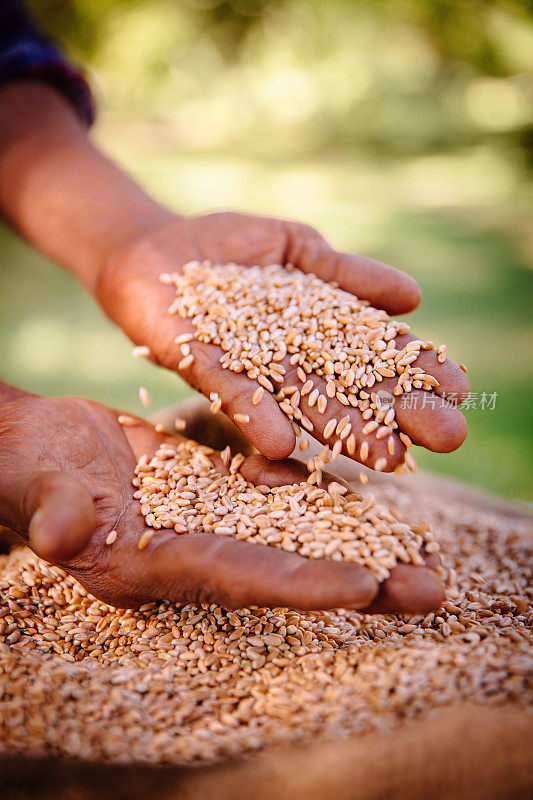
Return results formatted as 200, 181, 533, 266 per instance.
0, 0, 95, 127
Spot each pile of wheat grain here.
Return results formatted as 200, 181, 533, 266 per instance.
133, 439, 437, 581
1, 474, 530, 766
160, 262, 460, 476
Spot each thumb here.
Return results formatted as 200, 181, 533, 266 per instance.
23, 470, 96, 563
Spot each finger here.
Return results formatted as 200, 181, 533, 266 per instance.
23, 470, 95, 563
182, 341, 296, 459
143, 302, 296, 459
279, 360, 406, 472
393, 333, 471, 402
118, 412, 181, 461
351, 334, 469, 452
372, 371, 467, 453
365, 564, 445, 614
140, 531, 379, 611
287, 228, 421, 314
393, 391, 467, 453
240, 453, 352, 492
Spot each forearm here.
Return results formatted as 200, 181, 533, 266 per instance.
0, 81, 173, 293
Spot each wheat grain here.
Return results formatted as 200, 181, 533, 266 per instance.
161, 262, 462, 475
1, 470, 528, 767
139, 387, 151, 408
105, 530, 117, 546
252, 387, 264, 405
133, 438, 435, 581
132, 345, 150, 358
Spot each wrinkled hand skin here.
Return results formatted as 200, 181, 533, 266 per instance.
0, 393, 443, 612
97, 211, 470, 470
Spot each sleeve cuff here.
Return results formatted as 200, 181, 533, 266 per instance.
0, 38, 95, 127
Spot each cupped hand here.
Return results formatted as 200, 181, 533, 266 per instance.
97, 211, 470, 471
0, 391, 443, 612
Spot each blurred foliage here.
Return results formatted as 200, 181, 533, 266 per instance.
30, 0, 533, 157
3, 1, 531, 501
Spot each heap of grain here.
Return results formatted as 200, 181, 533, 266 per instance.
161, 262, 455, 475
1, 474, 531, 764
133, 438, 437, 581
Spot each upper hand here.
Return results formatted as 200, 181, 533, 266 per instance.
0, 391, 443, 612
96, 211, 470, 469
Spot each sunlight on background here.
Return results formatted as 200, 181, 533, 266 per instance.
1, 0, 532, 500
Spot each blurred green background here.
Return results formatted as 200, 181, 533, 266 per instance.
1, 0, 532, 500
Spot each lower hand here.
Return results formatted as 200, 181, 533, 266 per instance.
0, 389, 443, 612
